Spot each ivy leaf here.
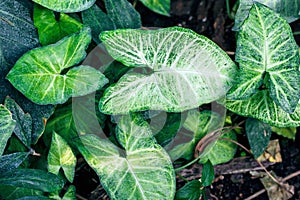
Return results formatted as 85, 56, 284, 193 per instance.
226, 90, 300, 127
175, 180, 202, 200
82, 4, 116, 44
34, 4, 83, 46
233, 0, 300, 31
32, 0, 96, 13
99, 27, 237, 114
7, 28, 109, 105
77, 115, 176, 199
48, 132, 76, 183
138, 0, 170, 16
0, 169, 64, 192
228, 3, 300, 113
246, 118, 272, 158
0, 152, 30, 173
104, 0, 142, 29
4, 97, 32, 148
0, 105, 16, 156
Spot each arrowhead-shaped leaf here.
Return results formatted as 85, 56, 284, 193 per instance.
7, 28, 108, 105
32, 0, 96, 13
34, 5, 83, 46
77, 115, 176, 199
228, 3, 300, 113
0, 105, 16, 156
48, 132, 76, 183
138, 0, 170, 16
226, 90, 300, 127
0, 169, 64, 193
99, 27, 237, 114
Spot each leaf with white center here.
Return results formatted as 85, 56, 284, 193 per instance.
34, 4, 83, 46
32, 0, 96, 13
99, 27, 237, 114
226, 90, 300, 127
138, 0, 170, 16
77, 115, 176, 200
0, 105, 16, 156
7, 28, 109, 105
228, 3, 300, 113
48, 132, 76, 183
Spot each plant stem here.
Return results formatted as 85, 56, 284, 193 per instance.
175, 157, 201, 172
293, 31, 300, 35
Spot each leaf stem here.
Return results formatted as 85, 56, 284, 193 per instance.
175, 157, 201, 172
293, 31, 300, 35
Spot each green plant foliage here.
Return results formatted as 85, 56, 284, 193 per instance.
99, 27, 237, 114
168, 110, 222, 161
245, 118, 272, 158
0, 105, 16, 156
7, 28, 109, 105
77, 115, 176, 200
201, 160, 214, 187
34, 4, 83, 46
233, 0, 300, 30
16, 197, 51, 200
227, 91, 300, 127
139, 0, 170, 16
0, 169, 64, 192
175, 180, 202, 200
0, 152, 30, 173
0, 185, 43, 200
104, 0, 142, 29
48, 132, 76, 183
50, 185, 76, 200
82, 4, 116, 44
228, 3, 300, 113
32, 0, 96, 13
271, 126, 297, 140
4, 98, 32, 148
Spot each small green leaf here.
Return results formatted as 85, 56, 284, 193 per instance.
138, 0, 170, 16
32, 0, 96, 13
175, 180, 202, 200
0, 169, 65, 192
246, 118, 272, 158
233, 0, 300, 30
226, 90, 300, 127
7, 28, 108, 105
82, 4, 116, 44
99, 27, 237, 114
48, 132, 76, 183
49, 185, 76, 200
34, 4, 83, 46
201, 160, 214, 187
104, 0, 142, 29
0, 185, 43, 200
4, 97, 32, 148
228, 3, 300, 113
0, 152, 30, 173
0, 105, 16, 156
271, 126, 297, 140
77, 115, 176, 199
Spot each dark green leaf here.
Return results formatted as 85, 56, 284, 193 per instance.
138, 0, 170, 16
4, 97, 32, 148
49, 185, 76, 200
228, 3, 300, 113
16, 196, 51, 200
7, 28, 109, 105
201, 160, 214, 187
0, 185, 43, 200
82, 4, 115, 44
77, 115, 176, 199
48, 132, 76, 183
175, 180, 202, 200
104, 0, 142, 29
0, 105, 16, 156
0, 152, 29, 173
34, 4, 83, 46
246, 118, 272, 158
32, 0, 96, 13
0, 169, 64, 192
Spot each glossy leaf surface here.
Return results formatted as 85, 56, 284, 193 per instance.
175, 180, 202, 200
34, 5, 83, 46
228, 3, 300, 113
99, 27, 237, 114
32, 0, 96, 13
77, 115, 176, 199
0, 105, 16, 156
139, 0, 170, 16
7, 28, 108, 105
0, 185, 43, 200
0, 152, 29, 173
